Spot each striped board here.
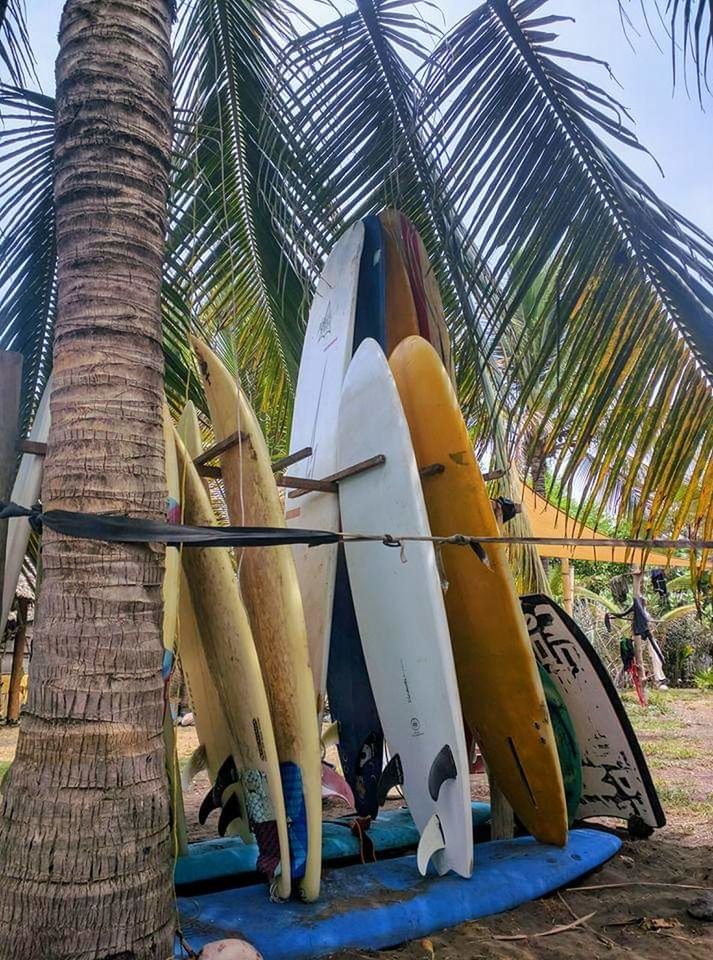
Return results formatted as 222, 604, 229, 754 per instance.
338, 338, 472, 878
326, 215, 385, 820
522, 595, 665, 831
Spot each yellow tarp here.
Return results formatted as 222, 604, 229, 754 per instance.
520, 484, 691, 568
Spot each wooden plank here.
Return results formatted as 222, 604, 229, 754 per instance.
0, 351, 23, 627
419, 462, 445, 478
287, 455, 386, 500
196, 464, 221, 480
271, 447, 312, 474
19, 439, 47, 457
193, 429, 248, 467
278, 476, 339, 494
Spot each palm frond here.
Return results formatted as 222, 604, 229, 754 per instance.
167, 0, 310, 445
0, 84, 54, 432
422, 0, 713, 540
0, 1, 34, 86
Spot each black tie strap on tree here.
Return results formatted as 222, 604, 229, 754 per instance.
0, 501, 340, 549
1, 501, 712, 555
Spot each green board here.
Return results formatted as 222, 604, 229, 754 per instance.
539, 664, 582, 824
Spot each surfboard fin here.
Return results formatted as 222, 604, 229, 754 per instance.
416, 812, 445, 876
377, 752, 403, 806
199, 755, 240, 824
321, 720, 340, 751
218, 791, 243, 837
428, 744, 457, 801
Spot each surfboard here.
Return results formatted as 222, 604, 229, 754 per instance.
338, 338, 472, 878
161, 404, 188, 853
389, 336, 568, 847
398, 213, 455, 381
326, 216, 385, 821
173, 428, 292, 899
2, 378, 51, 630
176, 829, 622, 960
522, 594, 666, 831
286, 222, 365, 711
191, 337, 322, 901
379, 209, 419, 355
175, 401, 250, 843
538, 665, 582, 826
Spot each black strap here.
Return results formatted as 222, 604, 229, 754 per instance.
0, 500, 340, 549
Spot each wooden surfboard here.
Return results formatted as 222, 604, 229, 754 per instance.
286, 222, 365, 711
378, 209, 419, 355
191, 338, 323, 902
338, 338, 473, 878
522, 594, 665, 831
173, 428, 292, 899
390, 336, 568, 847
176, 401, 250, 842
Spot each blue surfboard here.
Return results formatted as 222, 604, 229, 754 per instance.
176, 828, 621, 959
326, 214, 387, 819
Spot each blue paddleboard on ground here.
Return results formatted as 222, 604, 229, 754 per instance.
175, 802, 491, 889
175, 828, 621, 959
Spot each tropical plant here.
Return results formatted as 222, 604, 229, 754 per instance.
1, 0, 712, 955
0, 3, 175, 959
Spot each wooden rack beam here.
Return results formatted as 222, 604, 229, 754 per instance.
419, 462, 444, 478
271, 447, 312, 473
19, 440, 46, 456
286, 454, 386, 500
193, 430, 248, 467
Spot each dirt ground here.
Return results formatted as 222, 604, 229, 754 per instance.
1, 691, 712, 957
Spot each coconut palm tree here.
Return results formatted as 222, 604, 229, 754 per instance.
0, 0, 712, 956
0, 2, 175, 958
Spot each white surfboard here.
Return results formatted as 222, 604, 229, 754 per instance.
286, 222, 365, 710
522, 595, 665, 830
2, 378, 52, 629
337, 338, 473, 878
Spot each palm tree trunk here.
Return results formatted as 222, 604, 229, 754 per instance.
0, 2, 175, 958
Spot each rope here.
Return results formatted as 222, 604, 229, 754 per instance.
2, 501, 711, 553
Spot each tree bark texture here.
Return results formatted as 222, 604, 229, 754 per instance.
0, 2, 175, 958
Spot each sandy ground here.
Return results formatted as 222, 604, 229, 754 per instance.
1, 691, 711, 957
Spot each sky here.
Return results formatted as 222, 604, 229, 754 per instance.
24, 0, 713, 238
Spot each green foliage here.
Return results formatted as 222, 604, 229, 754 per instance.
659, 614, 713, 685
693, 667, 713, 691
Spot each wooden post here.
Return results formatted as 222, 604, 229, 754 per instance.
6, 595, 28, 725
0, 351, 23, 629
562, 557, 574, 616
489, 772, 514, 840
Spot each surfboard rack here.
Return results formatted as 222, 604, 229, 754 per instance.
282, 454, 387, 499
19, 439, 46, 456
195, 440, 314, 479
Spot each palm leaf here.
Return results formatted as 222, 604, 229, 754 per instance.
0, 83, 54, 432
422, 0, 713, 542
0, 1, 34, 86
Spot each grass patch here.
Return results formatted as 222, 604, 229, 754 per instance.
643, 740, 700, 762
655, 782, 713, 817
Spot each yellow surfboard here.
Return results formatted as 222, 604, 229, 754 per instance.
390, 336, 568, 846
173, 428, 292, 898
176, 402, 251, 844
161, 404, 187, 855
191, 337, 322, 902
